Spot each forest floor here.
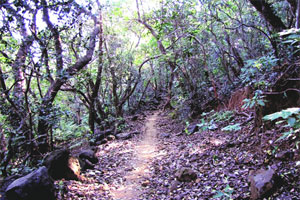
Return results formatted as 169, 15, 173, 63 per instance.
110, 112, 159, 199
58, 110, 300, 200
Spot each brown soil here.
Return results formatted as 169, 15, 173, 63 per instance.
110, 112, 159, 199
56, 110, 300, 200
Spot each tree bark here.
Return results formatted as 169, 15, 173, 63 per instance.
296, 0, 300, 28
249, 0, 286, 32
136, 0, 176, 109
89, 6, 104, 134
37, 26, 100, 153
41, 0, 63, 72
287, 0, 297, 15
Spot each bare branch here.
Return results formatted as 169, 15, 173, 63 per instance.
41, 0, 64, 72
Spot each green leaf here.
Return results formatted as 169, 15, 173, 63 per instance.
208, 123, 218, 130
281, 110, 292, 119
275, 130, 293, 142
263, 112, 281, 121
224, 184, 234, 194
287, 117, 296, 126
282, 40, 295, 44
257, 100, 265, 106
263, 108, 300, 121
221, 123, 241, 132
275, 120, 285, 125
213, 191, 225, 198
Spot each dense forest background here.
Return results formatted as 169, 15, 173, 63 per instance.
0, 0, 299, 184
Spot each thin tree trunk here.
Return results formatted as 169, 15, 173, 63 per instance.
89, 5, 104, 133
249, 0, 286, 32
37, 26, 100, 153
136, 0, 175, 109
296, 0, 300, 28
137, 79, 151, 108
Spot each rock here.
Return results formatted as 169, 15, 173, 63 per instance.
176, 132, 183, 136
94, 129, 114, 142
5, 167, 55, 200
100, 138, 108, 145
116, 132, 133, 140
107, 135, 116, 141
43, 149, 81, 180
186, 124, 199, 134
175, 194, 185, 200
67, 157, 81, 179
0, 175, 22, 200
79, 149, 98, 171
131, 115, 139, 121
169, 180, 180, 192
160, 132, 170, 138
226, 142, 236, 148
116, 131, 140, 140
248, 168, 280, 200
275, 150, 294, 161
79, 149, 98, 163
141, 180, 150, 187
175, 167, 197, 182
190, 154, 200, 162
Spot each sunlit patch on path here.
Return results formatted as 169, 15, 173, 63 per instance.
110, 112, 159, 200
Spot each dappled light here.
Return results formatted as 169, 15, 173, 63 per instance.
110, 112, 159, 199
211, 138, 224, 146
0, 0, 299, 199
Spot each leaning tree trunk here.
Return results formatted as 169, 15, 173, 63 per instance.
248, 0, 286, 32
136, 0, 176, 110
37, 27, 100, 153
89, 6, 104, 134
296, 0, 300, 28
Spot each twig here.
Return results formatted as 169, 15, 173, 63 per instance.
287, 78, 300, 81
264, 88, 300, 95
235, 111, 251, 118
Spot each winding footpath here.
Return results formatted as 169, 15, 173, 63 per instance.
111, 112, 159, 199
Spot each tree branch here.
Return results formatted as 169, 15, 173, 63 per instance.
248, 0, 287, 32
41, 0, 64, 72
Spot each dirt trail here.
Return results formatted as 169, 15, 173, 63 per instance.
111, 112, 159, 200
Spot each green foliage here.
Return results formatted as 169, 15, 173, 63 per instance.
211, 111, 234, 122
278, 28, 300, 56
169, 110, 178, 119
54, 117, 89, 141
196, 118, 218, 132
0, 0, 297, 181
185, 121, 191, 135
263, 107, 300, 142
263, 107, 300, 121
189, 110, 236, 134
242, 90, 266, 109
221, 123, 241, 132
116, 117, 128, 132
202, 110, 234, 124
240, 55, 278, 86
213, 184, 234, 200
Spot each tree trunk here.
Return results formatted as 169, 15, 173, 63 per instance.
37, 27, 100, 153
8, 24, 33, 150
136, 0, 175, 109
249, 0, 286, 32
89, 7, 104, 134
296, 0, 300, 28
164, 62, 175, 110
287, 0, 297, 15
